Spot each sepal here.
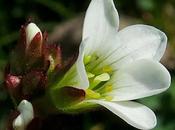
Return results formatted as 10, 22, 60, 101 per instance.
51, 86, 85, 109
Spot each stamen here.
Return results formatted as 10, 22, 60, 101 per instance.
96, 85, 113, 94
84, 54, 114, 101
102, 66, 112, 73
85, 89, 101, 99
84, 55, 92, 65
104, 96, 113, 101
87, 72, 95, 78
48, 55, 55, 72
89, 73, 110, 89
103, 85, 113, 93
94, 73, 110, 81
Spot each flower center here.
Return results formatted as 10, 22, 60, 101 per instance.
84, 55, 113, 101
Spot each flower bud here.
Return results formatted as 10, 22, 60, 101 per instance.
5, 74, 22, 101
26, 23, 42, 46
13, 100, 34, 130
25, 23, 43, 58
5, 74, 21, 89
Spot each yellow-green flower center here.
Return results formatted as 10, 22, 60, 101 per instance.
84, 55, 113, 101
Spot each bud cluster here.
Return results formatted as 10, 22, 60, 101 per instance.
4, 22, 77, 106
3, 22, 85, 130
5, 23, 43, 102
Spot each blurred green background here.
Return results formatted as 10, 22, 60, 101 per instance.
0, 0, 175, 130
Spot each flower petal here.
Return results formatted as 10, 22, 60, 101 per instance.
117, 25, 167, 61
87, 100, 156, 130
55, 40, 89, 90
82, 0, 119, 55
92, 25, 167, 71
13, 100, 34, 130
105, 59, 171, 101
76, 40, 89, 89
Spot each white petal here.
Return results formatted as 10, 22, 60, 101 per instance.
82, 0, 119, 55
26, 23, 42, 45
105, 59, 171, 101
76, 39, 89, 89
92, 25, 167, 71
56, 40, 89, 90
13, 116, 25, 130
13, 100, 34, 130
87, 100, 156, 130
117, 25, 167, 61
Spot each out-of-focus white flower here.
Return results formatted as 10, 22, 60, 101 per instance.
52, 0, 171, 129
13, 100, 34, 130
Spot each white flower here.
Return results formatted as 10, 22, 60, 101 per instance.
52, 0, 171, 129
13, 100, 34, 130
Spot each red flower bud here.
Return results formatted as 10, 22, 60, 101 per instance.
25, 23, 43, 58
5, 74, 21, 89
